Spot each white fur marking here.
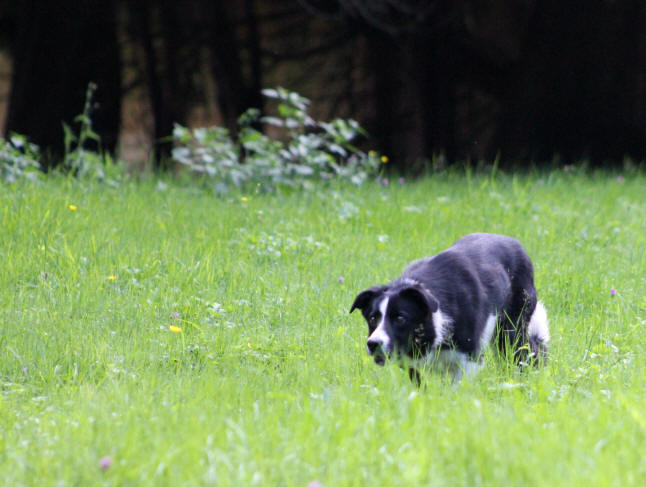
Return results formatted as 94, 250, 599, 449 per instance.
367, 297, 391, 353
401, 278, 421, 287
528, 301, 550, 343
431, 309, 451, 349
479, 314, 497, 352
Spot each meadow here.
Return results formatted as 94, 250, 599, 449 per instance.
1, 169, 645, 486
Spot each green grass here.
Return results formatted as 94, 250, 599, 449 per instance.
1, 170, 645, 486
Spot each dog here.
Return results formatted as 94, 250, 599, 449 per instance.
350, 233, 550, 382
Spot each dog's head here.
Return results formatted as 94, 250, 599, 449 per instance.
350, 282, 439, 365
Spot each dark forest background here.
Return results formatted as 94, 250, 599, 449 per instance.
1, 0, 646, 170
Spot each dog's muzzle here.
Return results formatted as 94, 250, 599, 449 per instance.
367, 339, 388, 365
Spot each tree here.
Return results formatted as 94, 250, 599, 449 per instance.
298, 0, 646, 165
4, 0, 121, 168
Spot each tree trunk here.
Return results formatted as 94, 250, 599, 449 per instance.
207, 0, 264, 134
130, 0, 176, 169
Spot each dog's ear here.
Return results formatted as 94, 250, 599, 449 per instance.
398, 285, 439, 314
349, 286, 387, 314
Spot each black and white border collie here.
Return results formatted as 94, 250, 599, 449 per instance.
350, 233, 550, 383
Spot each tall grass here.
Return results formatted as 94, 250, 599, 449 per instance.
1, 169, 645, 486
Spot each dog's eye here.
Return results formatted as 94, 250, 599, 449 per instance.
369, 314, 378, 325
395, 315, 406, 325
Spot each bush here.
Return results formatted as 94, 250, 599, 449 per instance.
172, 87, 382, 193
0, 133, 41, 183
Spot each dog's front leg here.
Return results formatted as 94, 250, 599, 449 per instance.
408, 367, 421, 386
450, 354, 484, 384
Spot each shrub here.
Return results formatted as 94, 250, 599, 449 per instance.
0, 133, 41, 183
172, 87, 382, 193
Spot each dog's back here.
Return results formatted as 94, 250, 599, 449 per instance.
401, 233, 544, 359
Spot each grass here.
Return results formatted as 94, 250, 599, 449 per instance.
1, 169, 645, 486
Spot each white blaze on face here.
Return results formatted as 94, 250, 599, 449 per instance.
367, 297, 391, 354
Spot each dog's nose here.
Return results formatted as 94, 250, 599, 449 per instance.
367, 339, 382, 355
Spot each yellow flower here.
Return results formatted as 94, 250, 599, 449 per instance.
241, 197, 249, 202
107, 275, 116, 281
380, 155, 389, 163
68, 204, 78, 211
169, 325, 182, 333
368, 150, 377, 157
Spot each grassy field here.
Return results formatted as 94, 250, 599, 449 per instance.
1, 169, 645, 486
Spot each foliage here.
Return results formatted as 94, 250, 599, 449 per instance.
1, 171, 645, 485
1, 82, 124, 186
172, 87, 382, 193
0, 133, 41, 183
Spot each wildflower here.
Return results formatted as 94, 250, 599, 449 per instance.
99, 456, 112, 470
241, 197, 249, 202
68, 204, 78, 211
368, 150, 377, 157
169, 325, 182, 333
338, 276, 345, 283
107, 275, 116, 281
398, 177, 405, 184
617, 175, 624, 183
380, 155, 389, 163
170, 312, 180, 319
610, 289, 617, 297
